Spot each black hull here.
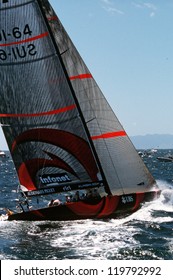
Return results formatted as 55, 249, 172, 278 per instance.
8, 190, 161, 221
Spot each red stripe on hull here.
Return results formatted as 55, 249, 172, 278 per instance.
7, 190, 160, 221
69, 74, 93, 81
0, 104, 76, 118
97, 196, 120, 218
32, 210, 45, 218
91, 131, 127, 140
132, 193, 145, 211
0, 32, 49, 47
66, 200, 104, 216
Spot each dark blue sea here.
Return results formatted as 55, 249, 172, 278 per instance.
0, 150, 173, 260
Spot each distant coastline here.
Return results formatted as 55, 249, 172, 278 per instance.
130, 134, 173, 149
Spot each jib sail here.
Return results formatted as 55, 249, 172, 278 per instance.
41, 0, 156, 195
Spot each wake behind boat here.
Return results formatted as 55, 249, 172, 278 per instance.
0, 0, 160, 221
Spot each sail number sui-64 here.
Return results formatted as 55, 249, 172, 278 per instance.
0, 24, 37, 61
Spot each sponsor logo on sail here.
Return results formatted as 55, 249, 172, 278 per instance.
39, 173, 71, 185
27, 188, 56, 197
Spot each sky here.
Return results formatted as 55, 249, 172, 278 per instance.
1, 0, 173, 150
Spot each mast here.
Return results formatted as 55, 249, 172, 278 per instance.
36, 0, 111, 195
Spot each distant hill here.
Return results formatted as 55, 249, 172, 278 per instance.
130, 134, 173, 149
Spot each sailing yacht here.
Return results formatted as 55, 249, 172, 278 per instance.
0, 0, 160, 221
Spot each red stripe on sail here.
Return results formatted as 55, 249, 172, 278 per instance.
0, 32, 49, 47
0, 104, 76, 118
91, 131, 127, 140
69, 74, 93, 81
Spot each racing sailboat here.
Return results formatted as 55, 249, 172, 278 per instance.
0, 0, 160, 221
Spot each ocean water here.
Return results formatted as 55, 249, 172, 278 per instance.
0, 150, 173, 260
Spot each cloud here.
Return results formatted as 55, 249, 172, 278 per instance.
100, 0, 124, 15
150, 11, 155, 18
132, 2, 143, 9
132, 1, 157, 17
103, 6, 124, 15
143, 3, 157, 10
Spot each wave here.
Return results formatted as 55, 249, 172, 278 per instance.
0, 170, 173, 259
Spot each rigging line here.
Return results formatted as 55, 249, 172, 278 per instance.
86, 118, 96, 124
60, 49, 69, 56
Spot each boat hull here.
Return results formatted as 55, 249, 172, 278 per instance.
157, 157, 173, 162
8, 190, 160, 221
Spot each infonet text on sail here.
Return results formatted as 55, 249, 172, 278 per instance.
39, 174, 71, 185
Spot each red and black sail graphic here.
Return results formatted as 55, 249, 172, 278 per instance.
0, 0, 103, 194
